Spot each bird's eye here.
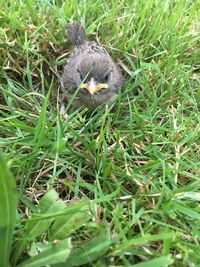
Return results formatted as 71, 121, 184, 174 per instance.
104, 74, 109, 82
78, 69, 84, 80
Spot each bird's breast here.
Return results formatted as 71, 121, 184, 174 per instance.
78, 91, 117, 110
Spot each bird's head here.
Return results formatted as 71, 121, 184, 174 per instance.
76, 53, 119, 95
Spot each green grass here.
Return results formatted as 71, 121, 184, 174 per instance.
0, 0, 200, 266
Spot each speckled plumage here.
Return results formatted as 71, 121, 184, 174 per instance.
60, 22, 123, 112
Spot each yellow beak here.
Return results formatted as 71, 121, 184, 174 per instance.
80, 78, 108, 95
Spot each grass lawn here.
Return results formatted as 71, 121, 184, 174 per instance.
0, 0, 200, 266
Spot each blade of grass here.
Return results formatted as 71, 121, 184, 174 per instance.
0, 153, 17, 267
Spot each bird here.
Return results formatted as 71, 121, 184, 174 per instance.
60, 22, 123, 114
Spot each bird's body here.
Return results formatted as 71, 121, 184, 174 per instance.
60, 22, 123, 113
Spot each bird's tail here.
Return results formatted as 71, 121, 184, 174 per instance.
66, 22, 87, 46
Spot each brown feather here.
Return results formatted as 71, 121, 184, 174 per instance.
66, 22, 87, 46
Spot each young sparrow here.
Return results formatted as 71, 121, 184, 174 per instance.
60, 22, 123, 113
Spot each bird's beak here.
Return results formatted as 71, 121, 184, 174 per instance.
87, 77, 97, 95
80, 78, 108, 95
